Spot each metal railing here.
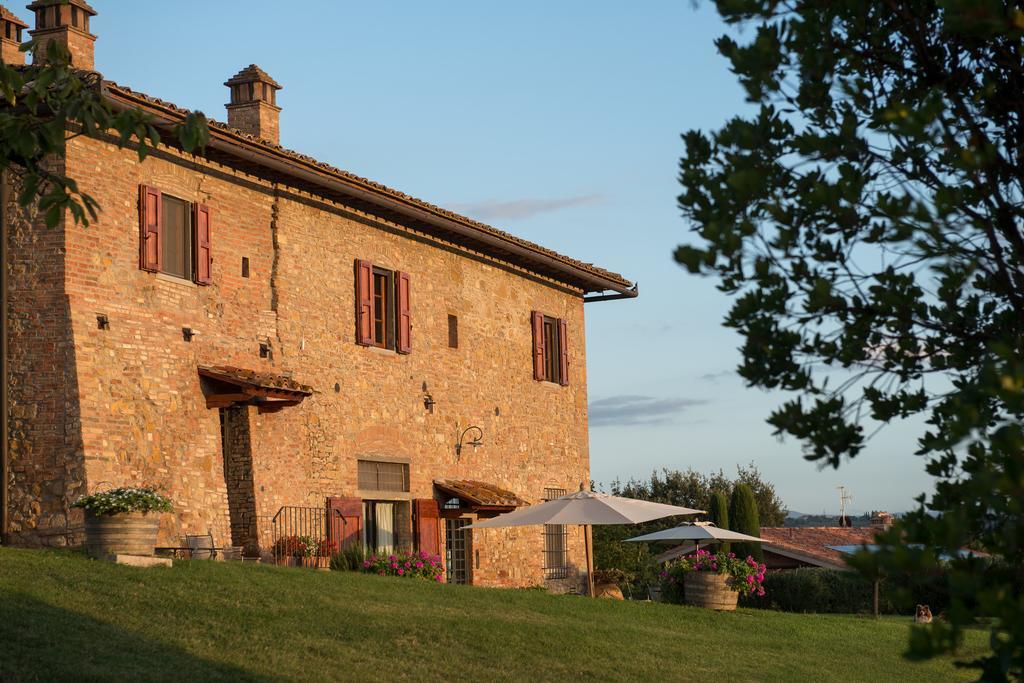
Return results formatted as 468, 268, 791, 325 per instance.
270, 506, 341, 567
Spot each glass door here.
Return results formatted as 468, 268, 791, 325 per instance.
445, 518, 471, 584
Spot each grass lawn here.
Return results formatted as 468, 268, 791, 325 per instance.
0, 548, 985, 682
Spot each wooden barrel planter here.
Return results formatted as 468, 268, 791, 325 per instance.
84, 511, 160, 559
683, 572, 739, 611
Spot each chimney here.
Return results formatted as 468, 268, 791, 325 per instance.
224, 65, 281, 145
26, 0, 96, 70
0, 5, 27, 65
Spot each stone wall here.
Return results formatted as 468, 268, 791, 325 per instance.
4, 167, 86, 547
5, 133, 593, 589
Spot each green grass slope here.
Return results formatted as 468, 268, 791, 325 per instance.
0, 548, 984, 682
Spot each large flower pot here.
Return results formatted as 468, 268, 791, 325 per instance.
84, 511, 160, 559
683, 571, 739, 611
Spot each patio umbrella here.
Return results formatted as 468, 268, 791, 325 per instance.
625, 521, 764, 554
467, 490, 703, 597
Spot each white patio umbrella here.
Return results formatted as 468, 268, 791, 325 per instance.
467, 490, 703, 597
625, 521, 764, 554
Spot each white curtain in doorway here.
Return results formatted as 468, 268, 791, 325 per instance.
376, 502, 395, 555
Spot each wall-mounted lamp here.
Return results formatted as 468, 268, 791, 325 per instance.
422, 381, 435, 413
96, 314, 109, 330
455, 425, 484, 460
182, 327, 196, 342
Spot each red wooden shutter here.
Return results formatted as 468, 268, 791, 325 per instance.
355, 260, 374, 345
139, 185, 162, 272
193, 203, 212, 285
558, 318, 569, 386
397, 271, 411, 354
414, 498, 440, 557
327, 497, 363, 550
531, 311, 546, 380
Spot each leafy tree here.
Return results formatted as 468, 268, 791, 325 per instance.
728, 483, 763, 562
609, 463, 786, 526
675, 1, 1022, 677
708, 490, 731, 554
1, 41, 208, 227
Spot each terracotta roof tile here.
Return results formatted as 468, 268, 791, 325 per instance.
101, 80, 632, 292
434, 479, 529, 508
198, 365, 313, 395
759, 527, 878, 568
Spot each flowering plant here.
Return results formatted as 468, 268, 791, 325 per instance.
661, 549, 767, 599
362, 550, 445, 582
72, 487, 172, 517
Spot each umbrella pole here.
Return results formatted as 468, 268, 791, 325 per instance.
584, 524, 595, 598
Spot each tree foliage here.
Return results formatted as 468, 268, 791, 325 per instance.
677, 1, 1023, 677
609, 463, 786, 527
729, 483, 764, 562
0, 41, 208, 227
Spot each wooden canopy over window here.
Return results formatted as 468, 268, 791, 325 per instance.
198, 365, 313, 414
434, 479, 529, 514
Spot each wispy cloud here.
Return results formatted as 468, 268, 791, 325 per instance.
699, 370, 735, 383
448, 194, 604, 222
589, 395, 708, 428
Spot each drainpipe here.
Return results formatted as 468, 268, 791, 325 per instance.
1, 171, 9, 544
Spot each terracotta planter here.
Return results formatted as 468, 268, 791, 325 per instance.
595, 582, 624, 600
683, 571, 739, 611
84, 511, 160, 559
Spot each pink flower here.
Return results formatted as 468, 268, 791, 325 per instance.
391, 562, 398, 569
759, 563, 767, 572
362, 560, 371, 568
756, 572, 765, 582
746, 575, 755, 585
398, 568, 405, 576
435, 574, 443, 582
758, 587, 766, 597
415, 561, 424, 569
728, 552, 736, 558
711, 563, 718, 571
404, 561, 411, 568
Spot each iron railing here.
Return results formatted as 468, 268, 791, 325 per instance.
271, 506, 342, 567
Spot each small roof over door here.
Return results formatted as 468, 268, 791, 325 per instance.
198, 365, 313, 414
434, 479, 529, 513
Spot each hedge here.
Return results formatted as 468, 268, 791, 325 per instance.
739, 567, 952, 615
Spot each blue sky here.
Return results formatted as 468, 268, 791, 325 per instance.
84, 0, 934, 515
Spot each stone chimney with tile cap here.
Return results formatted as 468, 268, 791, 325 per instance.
26, 0, 96, 70
0, 5, 27, 65
224, 64, 282, 145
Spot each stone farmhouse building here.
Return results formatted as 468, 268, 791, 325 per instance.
0, 2, 636, 589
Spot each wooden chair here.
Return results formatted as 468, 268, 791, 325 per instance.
185, 533, 216, 560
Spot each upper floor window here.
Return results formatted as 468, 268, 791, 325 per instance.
139, 185, 212, 285
356, 260, 411, 353
531, 311, 569, 385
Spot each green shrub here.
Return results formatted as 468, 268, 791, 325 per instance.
728, 483, 762, 562
330, 544, 368, 571
707, 490, 730, 554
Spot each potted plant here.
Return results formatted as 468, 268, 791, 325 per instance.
72, 487, 172, 559
661, 549, 766, 611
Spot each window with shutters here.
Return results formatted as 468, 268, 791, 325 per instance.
355, 260, 411, 353
532, 311, 569, 385
138, 185, 212, 285
357, 459, 410, 492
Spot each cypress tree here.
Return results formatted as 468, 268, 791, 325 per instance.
707, 490, 730, 554
728, 483, 763, 562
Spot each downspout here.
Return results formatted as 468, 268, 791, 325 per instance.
1, 171, 9, 544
